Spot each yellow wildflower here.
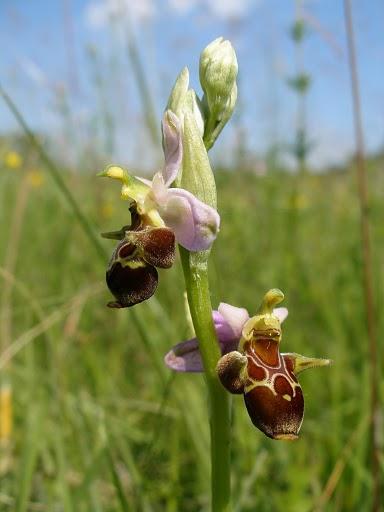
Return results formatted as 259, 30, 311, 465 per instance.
4, 151, 23, 169
0, 385, 12, 442
290, 192, 309, 210
100, 202, 114, 219
27, 169, 45, 188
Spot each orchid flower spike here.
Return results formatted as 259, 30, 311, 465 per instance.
165, 289, 331, 440
98, 110, 220, 308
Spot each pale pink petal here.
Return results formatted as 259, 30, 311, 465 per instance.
162, 110, 183, 187
164, 337, 203, 372
158, 188, 220, 251
165, 309, 239, 373
135, 176, 152, 187
218, 303, 249, 339
151, 172, 169, 204
273, 307, 288, 323
165, 304, 289, 374
212, 310, 239, 347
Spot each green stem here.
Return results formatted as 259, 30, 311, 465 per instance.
203, 115, 218, 152
180, 248, 231, 512
203, 111, 225, 152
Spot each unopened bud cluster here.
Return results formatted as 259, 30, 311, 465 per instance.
199, 37, 238, 149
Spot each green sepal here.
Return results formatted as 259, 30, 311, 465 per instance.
181, 113, 217, 211
166, 68, 206, 186
101, 227, 129, 240
166, 67, 189, 120
166, 68, 204, 134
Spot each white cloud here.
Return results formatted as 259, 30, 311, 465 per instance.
85, 0, 259, 27
85, 0, 156, 29
19, 57, 48, 86
207, 0, 255, 19
168, 0, 259, 19
168, 0, 199, 14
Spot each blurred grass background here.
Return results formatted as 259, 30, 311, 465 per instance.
0, 151, 383, 510
0, 0, 383, 510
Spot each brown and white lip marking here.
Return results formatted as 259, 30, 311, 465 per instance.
243, 338, 304, 440
105, 203, 176, 308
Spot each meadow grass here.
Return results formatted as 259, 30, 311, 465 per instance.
0, 156, 382, 511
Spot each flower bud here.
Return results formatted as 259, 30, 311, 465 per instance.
199, 37, 238, 149
200, 37, 238, 111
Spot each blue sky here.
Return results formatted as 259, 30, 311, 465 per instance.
1, 0, 383, 170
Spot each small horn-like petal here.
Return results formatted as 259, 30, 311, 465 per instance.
283, 353, 332, 375
101, 225, 130, 240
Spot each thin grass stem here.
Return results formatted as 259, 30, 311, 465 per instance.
343, 2, 381, 509
126, 30, 159, 146
0, 83, 107, 263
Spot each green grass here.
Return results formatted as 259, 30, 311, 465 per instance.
0, 159, 383, 511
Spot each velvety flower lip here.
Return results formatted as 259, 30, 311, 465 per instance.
164, 303, 288, 372
100, 110, 220, 252
105, 203, 176, 308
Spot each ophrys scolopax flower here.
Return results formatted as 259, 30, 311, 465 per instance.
99, 110, 220, 307
165, 289, 331, 440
